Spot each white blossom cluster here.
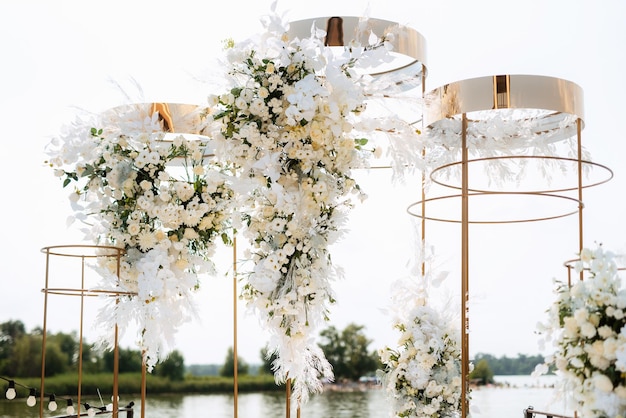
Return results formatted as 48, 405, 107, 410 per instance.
204, 10, 396, 404
379, 278, 463, 418
46, 105, 233, 370
536, 245, 626, 417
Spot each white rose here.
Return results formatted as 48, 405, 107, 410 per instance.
592, 373, 613, 393
580, 321, 597, 339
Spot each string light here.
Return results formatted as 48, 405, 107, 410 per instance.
26, 388, 36, 407
2, 375, 134, 415
5, 380, 16, 400
48, 394, 58, 411
66, 398, 75, 415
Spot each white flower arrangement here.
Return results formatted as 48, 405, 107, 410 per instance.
46, 103, 233, 370
536, 245, 626, 417
203, 9, 400, 404
378, 244, 465, 418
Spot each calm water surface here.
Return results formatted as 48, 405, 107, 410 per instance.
0, 376, 576, 418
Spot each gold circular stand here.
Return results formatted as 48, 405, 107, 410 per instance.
40, 245, 132, 418
414, 74, 611, 418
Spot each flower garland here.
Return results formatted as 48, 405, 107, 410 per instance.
203, 10, 399, 403
378, 243, 464, 418
536, 245, 626, 417
46, 103, 233, 370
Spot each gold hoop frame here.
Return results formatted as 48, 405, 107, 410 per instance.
430, 156, 613, 194
407, 192, 583, 224
288, 16, 427, 79
424, 74, 584, 130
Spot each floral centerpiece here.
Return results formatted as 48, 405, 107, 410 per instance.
46, 103, 233, 370
535, 245, 626, 417
378, 244, 464, 418
202, 8, 400, 404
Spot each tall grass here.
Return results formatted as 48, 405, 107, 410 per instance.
14, 373, 281, 399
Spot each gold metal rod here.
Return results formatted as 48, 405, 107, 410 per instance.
233, 236, 239, 418
40, 249, 51, 418
461, 113, 470, 418
421, 148, 426, 277
77, 255, 86, 417
286, 378, 291, 418
113, 327, 119, 417
141, 354, 147, 418
577, 118, 584, 282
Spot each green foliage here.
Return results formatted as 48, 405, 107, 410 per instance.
103, 347, 144, 373
319, 323, 379, 381
219, 347, 249, 377
469, 359, 494, 385
154, 350, 185, 381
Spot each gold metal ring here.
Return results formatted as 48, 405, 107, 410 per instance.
407, 192, 582, 224
41, 244, 125, 258
430, 155, 613, 193
41, 288, 137, 297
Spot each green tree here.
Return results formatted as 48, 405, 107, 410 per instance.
154, 350, 185, 381
470, 358, 494, 385
319, 323, 379, 381
0, 320, 26, 375
259, 346, 278, 375
219, 347, 249, 377
103, 347, 143, 373
48, 331, 78, 368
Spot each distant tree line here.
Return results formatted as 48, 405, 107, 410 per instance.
471, 352, 545, 376
2, 319, 545, 384
0, 320, 184, 380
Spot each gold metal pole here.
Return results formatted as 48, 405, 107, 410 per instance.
113, 250, 122, 418
576, 118, 584, 282
77, 255, 86, 417
40, 249, 51, 418
141, 354, 147, 418
286, 378, 291, 418
233, 236, 239, 418
461, 113, 470, 418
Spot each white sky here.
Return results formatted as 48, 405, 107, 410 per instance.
1, 0, 626, 367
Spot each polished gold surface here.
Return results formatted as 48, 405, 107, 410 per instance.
288, 16, 427, 77
424, 74, 584, 126
101, 103, 214, 161
105, 102, 204, 133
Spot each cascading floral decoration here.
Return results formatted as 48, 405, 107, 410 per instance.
535, 244, 626, 417
378, 242, 465, 418
46, 104, 233, 370
202, 9, 402, 403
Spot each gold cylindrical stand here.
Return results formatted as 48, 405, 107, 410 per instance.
409, 74, 609, 418
39, 245, 132, 418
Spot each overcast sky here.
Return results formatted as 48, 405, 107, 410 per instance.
1, 0, 625, 366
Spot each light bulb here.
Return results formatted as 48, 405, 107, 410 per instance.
87, 407, 97, 417
5, 380, 16, 400
48, 394, 58, 411
106, 403, 113, 412
26, 388, 36, 407
66, 399, 75, 415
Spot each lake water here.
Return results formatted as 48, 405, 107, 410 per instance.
0, 375, 576, 418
